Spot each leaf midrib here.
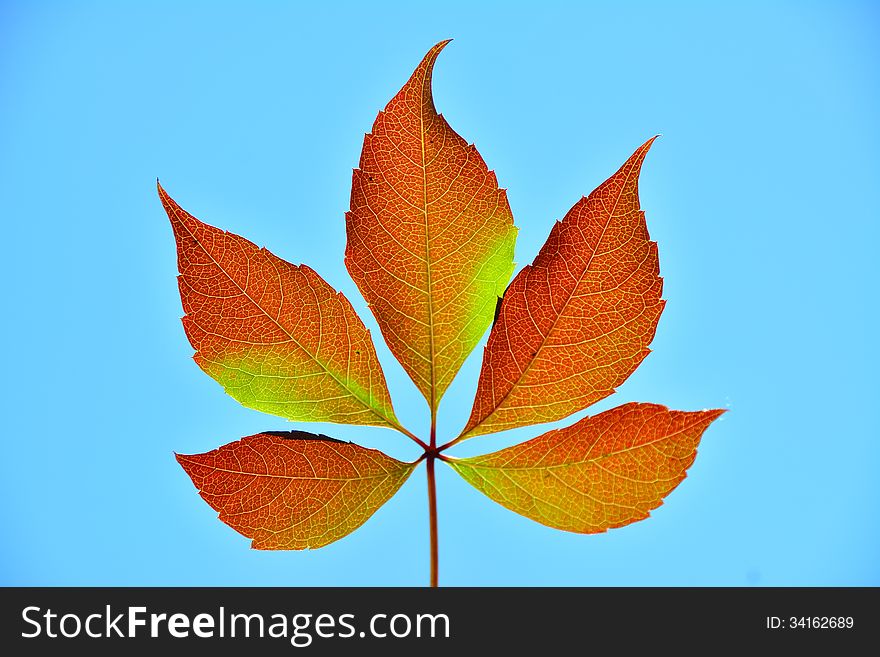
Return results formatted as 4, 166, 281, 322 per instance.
419, 65, 438, 416
179, 459, 409, 483
460, 411, 708, 471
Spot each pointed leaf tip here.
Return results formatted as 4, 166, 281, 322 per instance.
426, 39, 453, 60
640, 134, 658, 154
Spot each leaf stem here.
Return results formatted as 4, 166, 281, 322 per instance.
426, 454, 439, 588
392, 422, 430, 451
427, 411, 439, 587
436, 435, 461, 452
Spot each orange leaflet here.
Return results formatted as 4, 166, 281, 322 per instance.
160, 184, 405, 431
177, 432, 415, 549
346, 40, 518, 413
450, 403, 724, 533
459, 138, 664, 440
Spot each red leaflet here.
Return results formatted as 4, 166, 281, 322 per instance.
346, 40, 517, 413
177, 432, 415, 549
160, 184, 403, 430
460, 139, 665, 440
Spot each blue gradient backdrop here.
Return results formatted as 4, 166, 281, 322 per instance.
1, 1, 877, 586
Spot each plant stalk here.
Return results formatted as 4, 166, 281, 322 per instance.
426, 454, 438, 587
427, 411, 439, 587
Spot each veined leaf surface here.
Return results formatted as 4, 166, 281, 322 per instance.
460, 139, 664, 438
160, 184, 401, 429
161, 42, 725, 580
450, 403, 724, 533
346, 41, 518, 412
177, 432, 415, 549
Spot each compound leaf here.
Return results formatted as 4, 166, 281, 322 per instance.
450, 403, 724, 533
177, 431, 415, 549
460, 138, 664, 439
346, 40, 518, 413
160, 184, 403, 430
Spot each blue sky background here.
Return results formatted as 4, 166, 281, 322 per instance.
1, 0, 877, 586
